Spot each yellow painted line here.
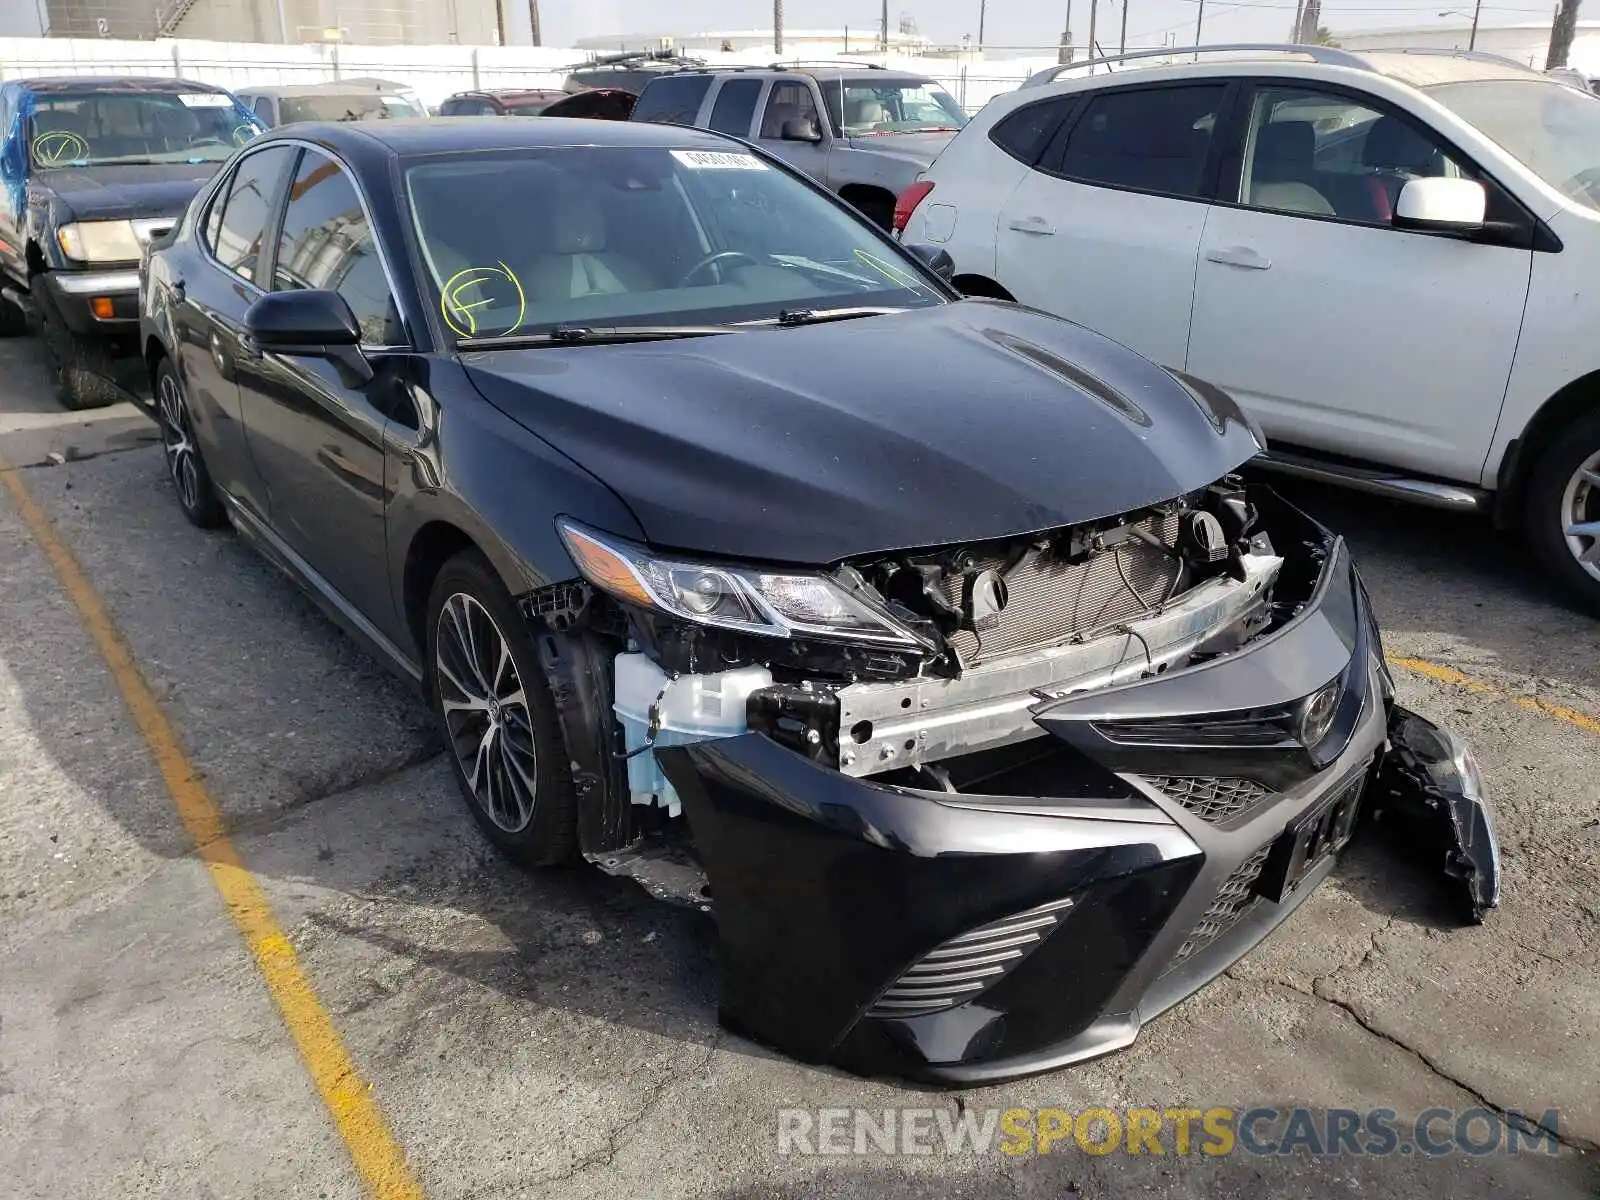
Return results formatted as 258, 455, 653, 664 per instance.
1390, 655, 1600, 735
0, 460, 423, 1200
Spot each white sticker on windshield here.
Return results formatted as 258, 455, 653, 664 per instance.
670, 150, 768, 171
178, 93, 234, 108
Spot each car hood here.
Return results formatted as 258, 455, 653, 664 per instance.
844, 131, 957, 164
32, 164, 219, 222
462, 300, 1262, 564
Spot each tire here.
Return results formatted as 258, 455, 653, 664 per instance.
154, 356, 227, 530
0, 291, 26, 337
29, 274, 121, 411
850, 193, 895, 232
426, 550, 579, 867
1522, 407, 1600, 615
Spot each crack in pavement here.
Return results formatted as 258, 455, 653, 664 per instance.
1248, 974, 1595, 1154
12, 440, 158, 471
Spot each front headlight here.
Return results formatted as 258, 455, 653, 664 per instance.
557, 520, 921, 646
56, 220, 143, 264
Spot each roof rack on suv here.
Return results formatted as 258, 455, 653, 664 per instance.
768, 59, 889, 71
1022, 42, 1370, 86
1389, 46, 1537, 71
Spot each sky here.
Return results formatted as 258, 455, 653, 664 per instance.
538, 0, 1561, 52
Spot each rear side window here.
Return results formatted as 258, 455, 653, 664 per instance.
209, 144, 296, 283
1053, 85, 1226, 198
707, 78, 762, 136
990, 97, 1073, 164
631, 75, 713, 126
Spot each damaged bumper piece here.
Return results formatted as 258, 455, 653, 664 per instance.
656, 515, 1501, 1083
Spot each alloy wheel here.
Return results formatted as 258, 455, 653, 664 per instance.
157, 373, 201, 513
435, 592, 539, 832
1560, 449, 1600, 583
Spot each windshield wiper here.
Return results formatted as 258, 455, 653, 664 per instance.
459, 323, 741, 348
771, 306, 909, 327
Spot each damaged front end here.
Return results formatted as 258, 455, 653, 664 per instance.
523, 480, 1500, 1082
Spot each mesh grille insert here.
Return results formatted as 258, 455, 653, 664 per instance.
1162, 845, 1273, 975
867, 896, 1075, 1018
1145, 776, 1275, 823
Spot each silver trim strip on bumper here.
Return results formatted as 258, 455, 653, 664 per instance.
53, 271, 141, 295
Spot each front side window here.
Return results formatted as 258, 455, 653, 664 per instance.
707, 78, 762, 136
273, 150, 401, 346
1237, 85, 1463, 223
404, 146, 943, 341
630, 76, 713, 126
1428, 78, 1600, 212
1053, 84, 1225, 198
210, 145, 297, 282
760, 81, 823, 139
26, 90, 260, 168
837, 81, 968, 135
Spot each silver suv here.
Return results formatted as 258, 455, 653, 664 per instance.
629, 64, 969, 229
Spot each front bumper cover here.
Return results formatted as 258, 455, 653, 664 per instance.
657, 514, 1501, 1084
41, 269, 141, 335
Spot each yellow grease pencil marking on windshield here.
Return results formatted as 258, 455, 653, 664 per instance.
0, 457, 425, 1200
440, 262, 525, 338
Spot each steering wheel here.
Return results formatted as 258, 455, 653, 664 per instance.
1559, 167, 1600, 205
680, 250, 761, 287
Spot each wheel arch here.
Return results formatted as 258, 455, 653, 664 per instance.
402, 520, 483, 663
837, 182, 896, 227
950, 273, 1015, 301
144, 334, 169, 390
1496, 370, 1600, 524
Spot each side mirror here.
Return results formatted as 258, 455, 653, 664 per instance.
243, 289, 372, 386
245, 289, 361, 347
780, 116, 822, 143
902, 242, 956, 282
1394, 177, 1487, 233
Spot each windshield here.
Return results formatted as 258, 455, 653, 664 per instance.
280, 93, 422, 123
835, 81, 968, 135
1428, 78, 1600, 211
405, 146, 944, 342
27, 91, 259, 167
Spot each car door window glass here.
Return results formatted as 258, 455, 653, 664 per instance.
760, 81, 822, 138
1238, 86, 1465, 224
630, 75, 713, 126
212, 144, 295, 283
707, 78, 762, 136
1054, 84, 1225, 198
990, 97, 1074, 165
273, 149, 402, 346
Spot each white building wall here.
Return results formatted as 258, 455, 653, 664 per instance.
1338, 21, 1600, 75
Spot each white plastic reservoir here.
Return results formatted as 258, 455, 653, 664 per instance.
612, 652, 773, 818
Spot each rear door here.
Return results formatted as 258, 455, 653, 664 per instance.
705, 77, 763, 138
171, 142, 298, 519
234, 145, 407, 631
994, 82, 1232, 369
1184, 82, 1531, 481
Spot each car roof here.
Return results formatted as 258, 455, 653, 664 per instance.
261, 115, 745, 159
16, 76, 233, 94
668, 64, 931, 85
244, 79, 413, 98
448, 88, 565, 100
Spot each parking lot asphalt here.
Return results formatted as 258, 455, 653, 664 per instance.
0, 335, 1596, 1199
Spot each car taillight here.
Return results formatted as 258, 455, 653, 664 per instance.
893, 181, 935, 234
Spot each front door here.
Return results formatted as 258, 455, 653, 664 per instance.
1185, 83, 1532, 482
994, 81, 1231, 370
756, 78, 832, 182
235, 146, 407, 635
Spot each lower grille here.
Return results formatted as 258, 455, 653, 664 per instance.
1145, 776, 1275, 824
1162, 845, 1272, 975
941, 512, 1184, 665
868, 896, 1076, 1018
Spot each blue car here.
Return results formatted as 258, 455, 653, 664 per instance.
0, 76, 263, 408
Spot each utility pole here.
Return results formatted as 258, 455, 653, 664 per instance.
528, 0, 541, 45
978, 0, 986, 48
1195, 0, 1206, 45
1546, 0, 1579, 67
1290, 0, 1306, 39
1119, 0, 1128, 54
775, 0, 784, 54
881, 0, 889, 50
1065, 0, 1074, 59
1088, 0, 1098, 61
1468, 0, 1481, 49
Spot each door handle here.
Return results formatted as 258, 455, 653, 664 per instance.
1007, 214, 1056, 235
1205, 245, 1272, 270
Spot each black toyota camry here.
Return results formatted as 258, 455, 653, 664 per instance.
140, 117, 1499, 1083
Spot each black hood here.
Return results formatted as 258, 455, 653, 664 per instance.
463, 300, 1262, 564
33, 163, 219, 222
